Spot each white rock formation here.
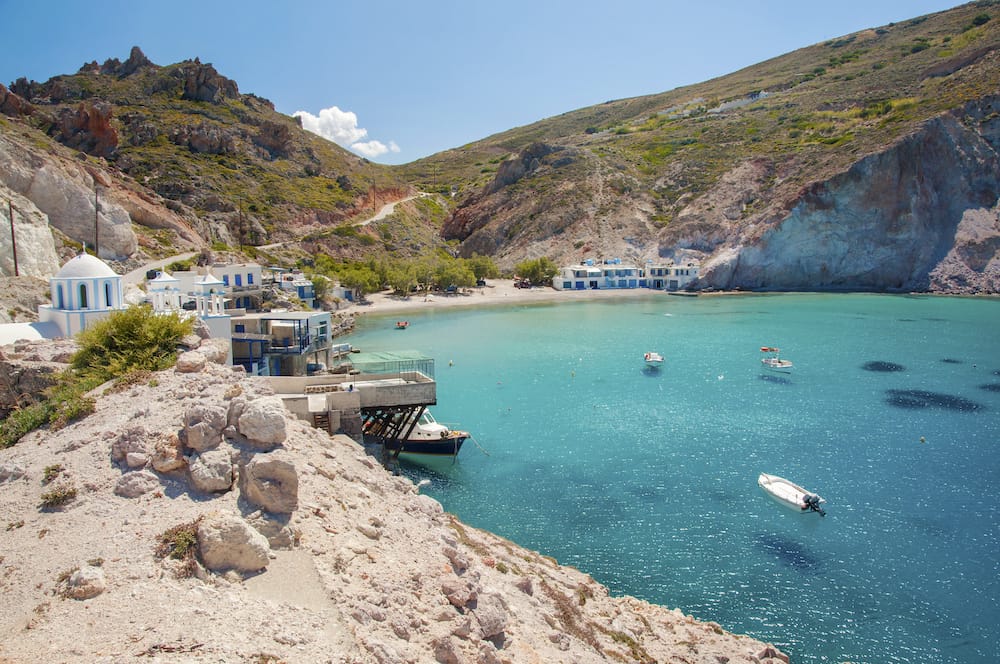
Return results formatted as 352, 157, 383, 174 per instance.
0, 133, 137, 259
0, 185, 61, 278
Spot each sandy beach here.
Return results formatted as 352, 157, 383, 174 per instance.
348, 278, 672, 316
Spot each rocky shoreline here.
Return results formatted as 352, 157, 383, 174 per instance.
0, 337, 790, 663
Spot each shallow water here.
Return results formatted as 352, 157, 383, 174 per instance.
345, 293, 1000, 663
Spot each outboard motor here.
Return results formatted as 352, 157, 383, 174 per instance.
803, 494, 826, 517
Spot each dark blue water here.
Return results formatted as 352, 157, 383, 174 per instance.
345, 293, 1000, 663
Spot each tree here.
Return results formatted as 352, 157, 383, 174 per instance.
385, 264, 418, 295
466, 254, 500, 280
435, 260, 476, 289
337, 263, 381, 297
513, 257, 558, 286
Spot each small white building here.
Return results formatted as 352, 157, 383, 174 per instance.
165, 263, 263, 311
146, 270, 183, 311
646, 263, 700, 291
552, 259, 644, 290
37, 252, 126, 337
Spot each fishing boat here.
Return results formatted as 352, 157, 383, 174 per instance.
364, 409, 469, 457
644, 351, 665, 368
760, 346, 793, 371
758, 473, 826, 516
395, 320, 409, 330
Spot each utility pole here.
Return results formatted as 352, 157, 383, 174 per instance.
94, 185, 100, 258
7, 199, 19, 276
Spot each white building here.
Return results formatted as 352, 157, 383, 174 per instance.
37, 252, 126, 337
552, 259, 644, 290
646, 263, 700, 291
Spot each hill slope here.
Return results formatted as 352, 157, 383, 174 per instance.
2, 4, 999, 293
403, 2, 1000, 292
0, 47, 449, 267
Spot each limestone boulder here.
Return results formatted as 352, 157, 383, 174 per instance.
114, 470, 160, 498
242, 451, 298, 514
198, 337, 230, 364
474, 593, 508, 640
0, 462, 27, 483
110, 426, 154, 468
188, 447, 234, 493
64, 564, 107, 600
175, 350, 207, 373
151, 432, 186, 473
237, 397, 287, 448
184, 404, 227, 452
197, 511, 270, 573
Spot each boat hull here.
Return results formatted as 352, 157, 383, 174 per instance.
368, 434, 467, 457
758, 473, 825, 514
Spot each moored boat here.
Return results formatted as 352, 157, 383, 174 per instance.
364, 409, 469, 457
760, 346, 793, 371
644, 351, 665, 368
758, 473, 826, 516
396, 320, 409, 329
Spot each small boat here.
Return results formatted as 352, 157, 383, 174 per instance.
364, 409, 469, 457
644, 351, 665, 368
395, 321, 409, 330
758, 473, 826, 516
760, 346, 793, 371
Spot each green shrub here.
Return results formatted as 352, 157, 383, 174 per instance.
0, 402, 53, 448
40, 484, 78, 509
72, 306, 194, 383
42, 464, 64, 483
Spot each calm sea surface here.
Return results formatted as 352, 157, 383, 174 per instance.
344, 293, 1000, 664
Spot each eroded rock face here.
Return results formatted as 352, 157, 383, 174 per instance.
0, 133, 137, 260
0, 185, 62, 279
53, 101, 119, 159
699, 97, 1000, 293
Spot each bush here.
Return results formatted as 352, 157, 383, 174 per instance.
40, 484, 78, 509
72, 306, 194, 383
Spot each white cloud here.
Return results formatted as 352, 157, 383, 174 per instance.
351, 139, 402, 159
293, 106, 400, 160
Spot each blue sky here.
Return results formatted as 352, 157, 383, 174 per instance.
1, 0, 964, 165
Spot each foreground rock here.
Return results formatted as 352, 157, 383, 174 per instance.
0, 358, 789, 663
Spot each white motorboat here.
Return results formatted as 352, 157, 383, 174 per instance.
644, 351, 665, 368
758, 473, 826, 516
760, 346, 793, 371
364, 408, 469, 457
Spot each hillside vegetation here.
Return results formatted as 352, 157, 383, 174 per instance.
400, 2, 1000, 291
2, 2, 999, 292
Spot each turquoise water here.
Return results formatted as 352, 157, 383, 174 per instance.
345, 294, 1000, 663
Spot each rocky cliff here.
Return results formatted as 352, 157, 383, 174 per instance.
0, 341, 791, 663
0, 125, 203, 268
696, 96, 1000, 292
